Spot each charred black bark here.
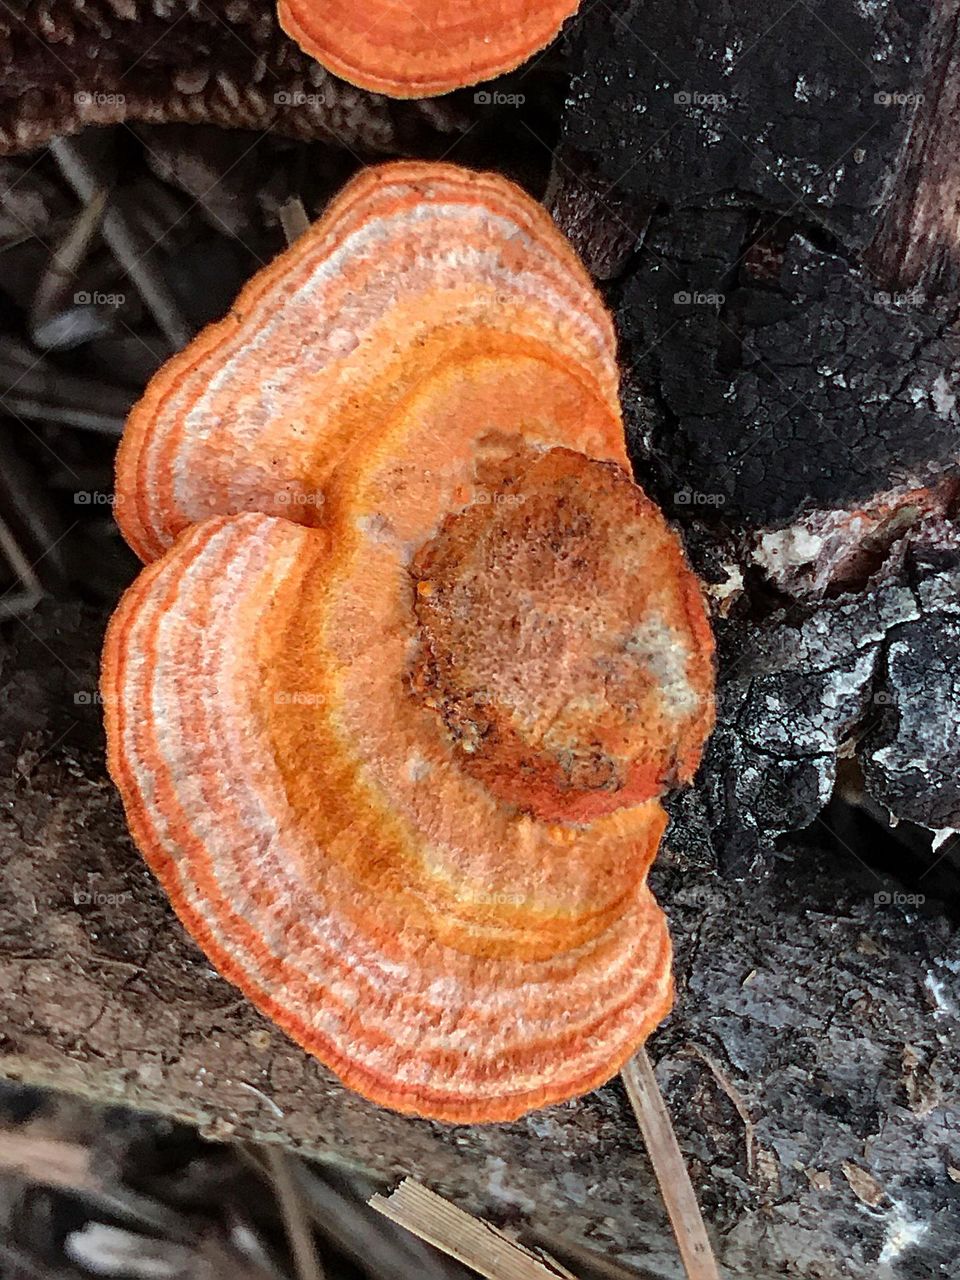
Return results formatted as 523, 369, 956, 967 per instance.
618, 220, 960, 527
553, 0, 960, 851
562, 0, 932, 251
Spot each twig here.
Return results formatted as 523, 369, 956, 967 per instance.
683, 1042, 755, 1178
291, 1160, 466, 1280
0, 1127, 191, 1238
241, 1145, 461, 1279
29, 186, 107, 349
0, 397, 126, 435
0, 514, 44, 615
620, 1049, 721, 1280
370, 1178, 578, 1280
525, 1232, 659, 1280
0, 1130, 96, 1192
0, 336, 135, 433
278, 197, 311, 247
51, 135, 192, 350
263, 1148, 325, 1280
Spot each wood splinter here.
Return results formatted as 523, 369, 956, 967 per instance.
370, 1178, 579, 1279
622, 1050, 722, 1280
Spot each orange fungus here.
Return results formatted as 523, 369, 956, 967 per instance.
103, 161, 715, 1123
276, 0, 584, 99
115, 161, 620, 564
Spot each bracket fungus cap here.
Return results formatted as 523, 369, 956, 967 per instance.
116, 161, 620, 565
104, 160, 715, 1123
277, 0, 584, 98
103, 511, 679, 1122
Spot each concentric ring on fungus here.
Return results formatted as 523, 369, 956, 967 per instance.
276, 0, 584, 99
115, 161, 619, 565
103, 160, 715, 1123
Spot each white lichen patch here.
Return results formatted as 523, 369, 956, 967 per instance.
753, 523, 828, 574
877, 1201, 929, 1268
931, 372, 956, 418
625, 613, 699, 719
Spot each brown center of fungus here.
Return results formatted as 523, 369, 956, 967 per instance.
411, 447, 714, 823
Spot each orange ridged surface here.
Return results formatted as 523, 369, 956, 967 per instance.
276, 0, 583, 98
104, 161, 715, 1123
102, 513, 675, 1121
116, 161, 620, 565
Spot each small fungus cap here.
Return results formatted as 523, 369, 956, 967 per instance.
277, 0, 584, 98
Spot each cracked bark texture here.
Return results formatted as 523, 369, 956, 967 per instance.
666, 515, 960, 869
0, 603, 958, 1280
552, 0, 960, 853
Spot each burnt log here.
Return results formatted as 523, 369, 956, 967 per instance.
556, 0, 960, 525
550, 0, 960, 851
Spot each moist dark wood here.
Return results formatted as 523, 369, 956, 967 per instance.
0, 602, 957, 1280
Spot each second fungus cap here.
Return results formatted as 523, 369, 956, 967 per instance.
104, 161, 715, 1123
115, 162, 620, 564
277, 0, 584, 98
